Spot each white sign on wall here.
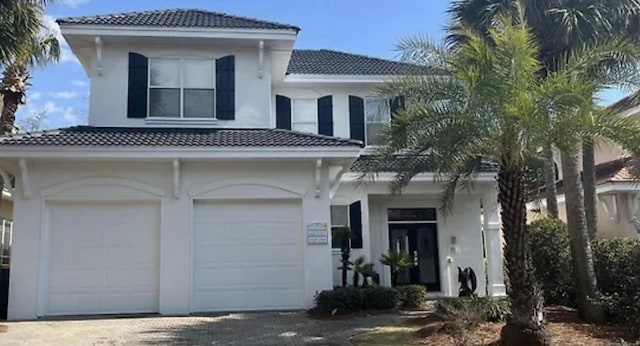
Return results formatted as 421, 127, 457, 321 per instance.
307, 222, 329, 245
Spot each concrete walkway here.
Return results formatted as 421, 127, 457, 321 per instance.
0, 311, 403, 345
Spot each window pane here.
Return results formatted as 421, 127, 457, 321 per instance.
150, 59, 180, 87
292, 99, 317, 122
365, 98, 391, 122
149, 88, 180, 117
184, 60, 215, 88
366, 122, 386, 145
331, 205, 348, 226
184, 89, 215, 118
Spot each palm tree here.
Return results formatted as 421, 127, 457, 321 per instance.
379, 250, 413, 287
0, 0, 54, 65
367, 18, 640, 344
448, 0, 640, 233
0, 31, 59, 134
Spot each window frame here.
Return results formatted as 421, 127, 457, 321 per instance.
291, 98, 318, 133
364, 97, 391, 146
147, 57, 216, 119
330, 205, 350, 249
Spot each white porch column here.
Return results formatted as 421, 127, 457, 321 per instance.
483, 188, 507, 296
360, 193, 371, 261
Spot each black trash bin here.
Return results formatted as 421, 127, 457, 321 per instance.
0, 268, 9, 320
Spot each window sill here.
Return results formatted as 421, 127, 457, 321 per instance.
145, 117, 218, 126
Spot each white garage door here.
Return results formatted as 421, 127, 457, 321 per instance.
45, 201, 160, 316
193, 199, 304, 312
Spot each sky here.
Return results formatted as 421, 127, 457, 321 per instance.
20, 0, 628, 130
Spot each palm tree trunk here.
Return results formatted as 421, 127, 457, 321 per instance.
560, 150, 605, 323
582, 142, 598, 241
0, 63, 28, 134
542, 144, 559, 218
498, 164, 551, 346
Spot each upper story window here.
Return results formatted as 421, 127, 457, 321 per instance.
148, 58, 216, 118
365, 98, 391, 146
291, 99, 317, 133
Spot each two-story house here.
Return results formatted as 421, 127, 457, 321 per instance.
0, 9, 504, 320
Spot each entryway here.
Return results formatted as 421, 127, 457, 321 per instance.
388, 208, 441, 291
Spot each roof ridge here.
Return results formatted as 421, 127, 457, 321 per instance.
294, 48, 409, 65
270, 128, 364, 146
56, 8, 300, 31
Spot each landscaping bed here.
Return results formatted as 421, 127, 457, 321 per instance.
352, 307, 636, 346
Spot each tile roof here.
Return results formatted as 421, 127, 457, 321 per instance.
0, 126, 363, 148
609, 92, 640, 112
56, 9, 300, 31
350, 155, 499, 173
547, 157, 640, 195
287, 49, 415, 75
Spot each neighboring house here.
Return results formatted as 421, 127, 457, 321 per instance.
529, 95, 640, 239
0, 9, 504, 320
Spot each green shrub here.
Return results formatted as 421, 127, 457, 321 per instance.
434, 297, 511, 323
396, 285, 427, 309
314, 286, 398, 315
527, 217, 576, 306
592, 238, 640, 334
361, 286, 399, 310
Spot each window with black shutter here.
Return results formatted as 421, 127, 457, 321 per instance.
216, 55, 235, 120
275, 95, 292, 130
127, 52, 148, 118
317, 95, 333, 136
349, 95, 365, 142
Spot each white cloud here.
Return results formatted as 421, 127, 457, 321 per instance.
29, 92, 42, 101
43, 15, 80, 65
56, 0, 91, 8
49, 91, 79, 99
71, 80, 87, 87
43, 101, 63, 114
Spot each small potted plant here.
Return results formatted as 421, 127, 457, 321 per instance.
379, 250, 414, 286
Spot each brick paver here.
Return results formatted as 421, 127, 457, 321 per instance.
0, 311, 402, 345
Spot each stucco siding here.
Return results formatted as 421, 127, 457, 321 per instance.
89, 44, 273, 128
7, 159, 333, 320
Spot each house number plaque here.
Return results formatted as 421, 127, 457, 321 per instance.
307, 222, 329, 245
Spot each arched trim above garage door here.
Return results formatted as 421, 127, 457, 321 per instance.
40, 177, 167, 199
189, 179, 304, 199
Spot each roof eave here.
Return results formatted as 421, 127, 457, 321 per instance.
0, 145, 362, 160
59, 24, 299, 41
283, 74, 401, 84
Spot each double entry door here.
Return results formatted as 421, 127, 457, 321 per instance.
388, 222, 441, 291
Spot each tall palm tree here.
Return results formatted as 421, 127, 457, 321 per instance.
0, 31, 59, 134
0, 0, 54, 65
448, 0, 640, 320
448, 0, 640, 232
366, 18, 640, 345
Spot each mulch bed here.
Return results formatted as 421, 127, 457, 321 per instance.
417, 306, 635, 346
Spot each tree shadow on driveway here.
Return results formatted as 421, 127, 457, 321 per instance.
137, 311, 401, 346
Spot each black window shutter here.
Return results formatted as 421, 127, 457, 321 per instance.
275, 95, 292, 130
317, 95, 333, 136
349, 201, 363, 249
349, 96, 365, 142
127, 52, 148, 119
216, 55, 235, 120
390, 96, 406, 118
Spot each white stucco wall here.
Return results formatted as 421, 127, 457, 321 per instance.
332, 180, 500, 297
272, 85, 373, 138
88, 43, 273, 128
7, 159, 334, 320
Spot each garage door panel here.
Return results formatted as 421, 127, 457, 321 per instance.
193, 200, 304, 312
45, 201, 160, 316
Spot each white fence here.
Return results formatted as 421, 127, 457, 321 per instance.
0, 219, 12, 267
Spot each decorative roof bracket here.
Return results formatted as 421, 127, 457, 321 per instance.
315, 159, 322, 198
19, 159, 31, 199
329, 165, 349, 199
95, 36, 103, 76
258, 40, 264, 79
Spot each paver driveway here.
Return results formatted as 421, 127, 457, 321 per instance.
0, 311, 403, 345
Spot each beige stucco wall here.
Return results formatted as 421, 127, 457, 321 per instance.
1, 197, 12, 221
528, 193, 640, 239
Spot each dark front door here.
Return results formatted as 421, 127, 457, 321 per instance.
388, 223, 441, 291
